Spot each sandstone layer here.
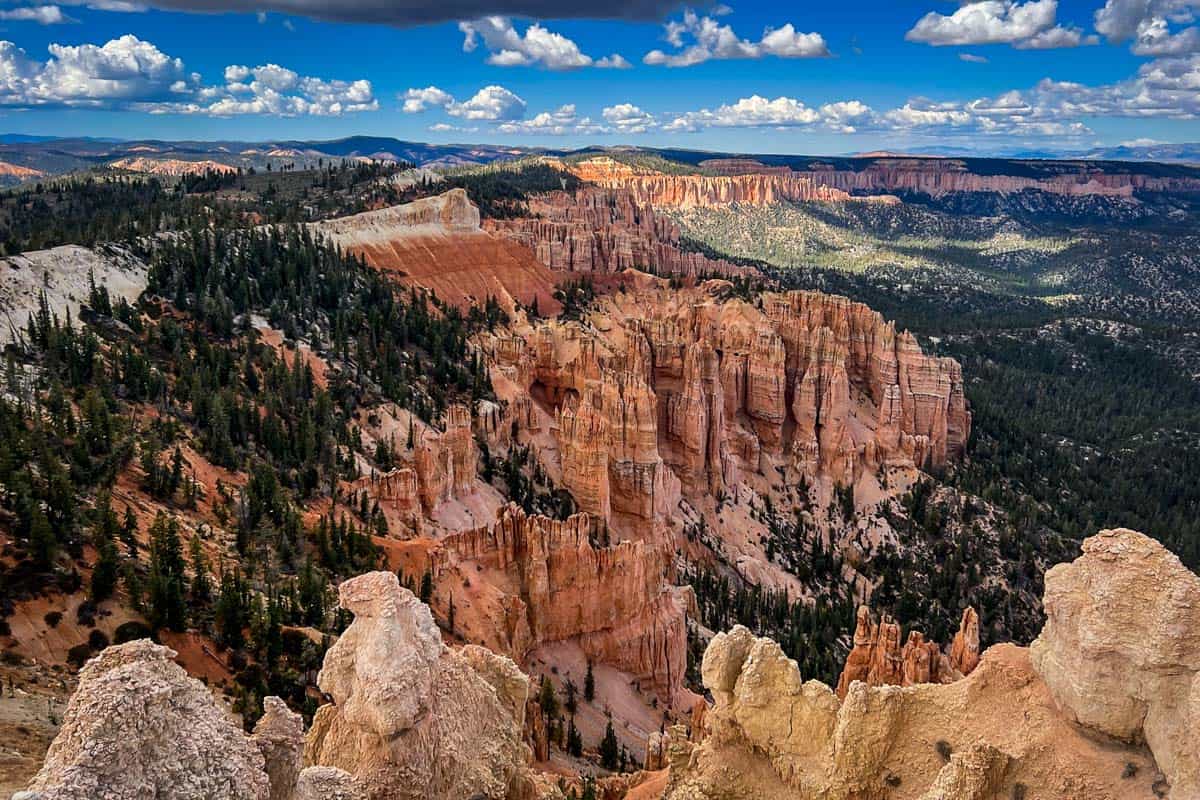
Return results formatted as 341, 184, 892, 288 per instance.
304, 571, 533, 800
313, 188, 560, 315
1031, 528, 1200, 798
669, 156, 1200, 197
562, 157, 890, 209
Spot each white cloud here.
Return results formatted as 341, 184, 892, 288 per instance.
595, 53, 632, 68
1095, 0, 1199, 43
55, 0, 147, 11
0, 5, 73, 23
602, 102, 654, 132
401, 83, 527, 120
448, 84, 526, 120
458, 16, 626, 70
906, 0, 1088, 49
495, 103, 607, 135
664, 94, 823, 130
959, 52, 990, 62
643, 8, 829, 67
0, 34, 376, 115
401, 85, 454, 113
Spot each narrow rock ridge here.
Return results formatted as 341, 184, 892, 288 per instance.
486, 186, 747, 276
313, 188, 560, 316
660, 528, 1184, 800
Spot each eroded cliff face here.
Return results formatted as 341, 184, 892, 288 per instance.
486, 186, 745, 277
313, 188, 561, 316
485, 280, 968, 504
426, 503, 690, 705
692, 156, 1200, 198
304, 571, 534, 800
562, 157, 897, 209
1031, 528, 1200, 798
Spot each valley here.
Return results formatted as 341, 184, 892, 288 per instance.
2, 143, 1200, 799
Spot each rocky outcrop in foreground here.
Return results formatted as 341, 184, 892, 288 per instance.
662, 529, 1182, 799
12, 639, 363, 800
13, 640, 272, 800
1032, 528, 1200, 798
304, 571, 533, 800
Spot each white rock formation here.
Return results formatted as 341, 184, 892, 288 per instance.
14, 640, 270, 800
303, 571, 533, 800
0, 244, 148, 344
1031, 527, 1200, 798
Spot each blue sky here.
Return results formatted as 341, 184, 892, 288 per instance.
0, 0, 1198, 153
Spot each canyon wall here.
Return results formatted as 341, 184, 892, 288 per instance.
429, 503, 689, 704
487, 186, 745, 277
486, 281, 969, 500
560, 156, 1200, 214
562, 156, 896, 209
313, 188, 561, 315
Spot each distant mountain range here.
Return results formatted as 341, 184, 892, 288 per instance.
0, 135, 1198, 188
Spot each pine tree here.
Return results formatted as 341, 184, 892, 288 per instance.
419, 570, 433, 604
599, 720, 620, 771
120, 505, 139, 556
538, 676, 560, 720
584, 660, 595, 702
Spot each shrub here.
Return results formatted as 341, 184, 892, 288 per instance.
44, 611, 63, 628
67, 643, 93, 667
113, 620, 153, 644
935, 740, 953, 762
87, 629, 110, 651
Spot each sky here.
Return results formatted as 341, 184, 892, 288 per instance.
0, 0, 1198, 154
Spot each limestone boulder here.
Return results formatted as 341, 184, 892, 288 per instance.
1031, 528, 1200, 797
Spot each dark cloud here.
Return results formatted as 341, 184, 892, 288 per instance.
133, 0, 681, 25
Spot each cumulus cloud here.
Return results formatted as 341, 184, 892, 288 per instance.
458, 16, 626, 70
495, 103, 607, 134
602, 102, 654, 132
401, 83, 526, 120
0, 5, 74, 23
644, 8, 829, 67
664, 95, 822, 130
80, 0, 677, 26
0, 34, 376, 115
1093, 1, 1200, 55
906, 0, 1092, 49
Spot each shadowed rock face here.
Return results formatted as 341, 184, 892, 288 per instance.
303, 571, 533, 800
1032, 528, 1200, 798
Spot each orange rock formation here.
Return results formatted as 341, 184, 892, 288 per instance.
315, 188, 561, 315
487, 186, 746, 276
835, 605, 980, 697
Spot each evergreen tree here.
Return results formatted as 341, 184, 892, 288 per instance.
599, 720, 620, 771
584, 660, 595, 703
